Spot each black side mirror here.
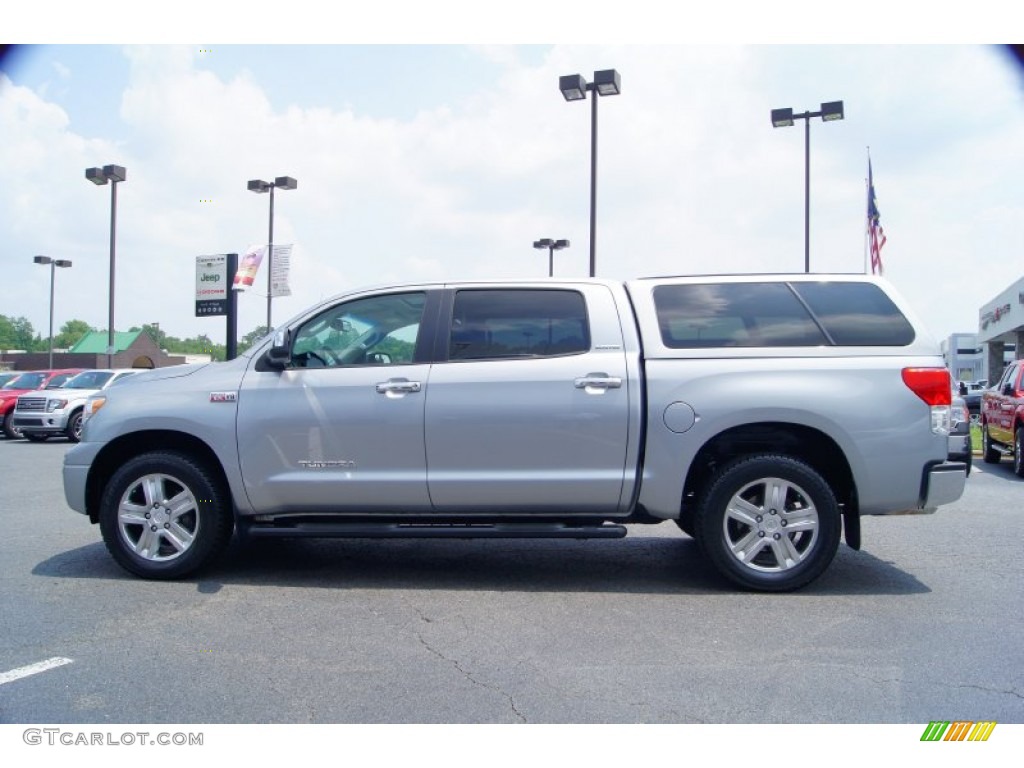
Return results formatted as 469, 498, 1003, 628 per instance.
265, 329, 292, 369
1004, 383, 1014, 396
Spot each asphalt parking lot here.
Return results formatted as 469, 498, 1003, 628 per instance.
1, 437, 1022, 724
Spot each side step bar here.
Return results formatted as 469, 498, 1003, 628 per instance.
242, 522, 628, 540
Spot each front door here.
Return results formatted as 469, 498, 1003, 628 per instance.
237, 290, 433, 514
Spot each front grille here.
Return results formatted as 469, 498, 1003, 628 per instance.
16, 397, 46, 412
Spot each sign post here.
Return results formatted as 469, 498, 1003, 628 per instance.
195, 254, 239, 360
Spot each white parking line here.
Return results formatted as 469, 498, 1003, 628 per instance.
0, 657, 73, 685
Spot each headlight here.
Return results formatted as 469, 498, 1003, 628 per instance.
46, 399, 68, 412
82, 397, 107, 424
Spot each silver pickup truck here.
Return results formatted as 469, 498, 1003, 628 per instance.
63, 274, 966, 591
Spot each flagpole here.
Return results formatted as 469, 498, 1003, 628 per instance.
864, 147, 871, 274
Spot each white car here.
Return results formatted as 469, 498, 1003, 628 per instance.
13, 369, 142, 442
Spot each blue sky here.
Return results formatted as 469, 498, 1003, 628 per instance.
2, 6, 1023, 348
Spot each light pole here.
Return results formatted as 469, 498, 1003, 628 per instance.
33, 256, 72, 369
247, 176, 297, 329
532, 238, 570, 277
770, 101, 845, 273
559, 69, 621, 278
85, 164, 126, 367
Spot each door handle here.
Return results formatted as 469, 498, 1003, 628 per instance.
574, 374, 622, 391
376, 379, 422, 395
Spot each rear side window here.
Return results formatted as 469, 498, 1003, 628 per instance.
653, 283, 827, 348
653, 281, 916, 348
449, 289, 590, 360
792, 282, 915, 346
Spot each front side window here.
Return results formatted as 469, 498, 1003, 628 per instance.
291, 292, 426, 368
448, 289, 590, 360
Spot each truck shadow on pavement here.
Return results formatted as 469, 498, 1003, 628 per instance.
33, 528, 930, 596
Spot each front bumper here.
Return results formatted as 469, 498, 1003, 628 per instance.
13, 413, 70, 434
63, 441, 102, 516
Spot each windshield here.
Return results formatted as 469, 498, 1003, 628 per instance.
63, 371, 115, 389
3, 372, 45, 389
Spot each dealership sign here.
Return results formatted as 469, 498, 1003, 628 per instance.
195, 255, 229, 316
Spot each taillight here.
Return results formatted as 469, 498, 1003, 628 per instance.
902, 368, 952, 435
902, 368, 952, 406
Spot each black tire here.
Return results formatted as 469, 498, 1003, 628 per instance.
24, 433, 49, 442
98, 451, 233, 579
65, 409, 84, 442
964, 442, 972, 477
1015, 429, 1024, 479
982, 424, 1001, 464
674, 509, 696, 538
2, 411, 23, 439
695, 454, 841, 592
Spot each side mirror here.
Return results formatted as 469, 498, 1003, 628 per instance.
1004, 383, 1014, 396
265, 329, 291, 369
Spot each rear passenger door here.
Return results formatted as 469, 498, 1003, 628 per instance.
424, 285, 631, 513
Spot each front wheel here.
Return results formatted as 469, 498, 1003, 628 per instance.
65, 410, 84, 442
2, 411, 23, 439
982, 424, 1001, 464
695, 454, 841, 592
98, 451, 233, 579
1015, 429, 1024, 478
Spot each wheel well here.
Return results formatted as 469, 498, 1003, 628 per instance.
683, 422, 857, 520
84, 430, 231, 523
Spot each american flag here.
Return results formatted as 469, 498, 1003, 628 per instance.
867, 159, 887, 275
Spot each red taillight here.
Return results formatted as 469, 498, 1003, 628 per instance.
902, 368, 952, 406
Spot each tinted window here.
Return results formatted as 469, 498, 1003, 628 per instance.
45, 373, 77, 388
793, 282, 915, 346
449, 290, 590, 360
5, 372, 45, 389
291, 292, 426, 368
64, 371, 115, 389
653, 283, 827, 348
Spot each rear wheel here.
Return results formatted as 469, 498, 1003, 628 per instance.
982, 424, 1001, 464
695, 454, 841, 592
98, 451, 233, 579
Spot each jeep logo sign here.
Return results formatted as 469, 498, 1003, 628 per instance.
195, 255, 229, 316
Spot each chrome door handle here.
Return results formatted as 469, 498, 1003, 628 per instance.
574, 374, 622, 390
376, 379, 422, 394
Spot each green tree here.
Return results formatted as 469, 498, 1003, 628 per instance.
238, 325, 271, 354
0, 315, 38, 351
53, 319, 94, 350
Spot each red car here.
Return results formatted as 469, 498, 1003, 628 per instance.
0, 369, 84, 439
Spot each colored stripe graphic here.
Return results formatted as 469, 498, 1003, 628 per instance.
920, 720, 996, 742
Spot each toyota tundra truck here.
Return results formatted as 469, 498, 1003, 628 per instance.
63, 274, 966, 591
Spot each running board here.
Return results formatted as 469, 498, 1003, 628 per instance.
242, 522, 628, 540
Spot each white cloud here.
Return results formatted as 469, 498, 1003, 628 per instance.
0, 44, 1021, 349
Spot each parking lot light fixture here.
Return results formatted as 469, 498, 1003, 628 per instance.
558, 69, 621, 278
33, 255, 73, 369
85, 164, 125, 367
533, 238, 570, 277
248, 176, 298, 328
770, 101, 845, 273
